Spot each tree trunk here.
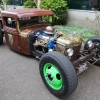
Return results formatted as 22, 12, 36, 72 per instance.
1, 0, 7, 10
37, 0, 41, 8
34, 0, 41, 8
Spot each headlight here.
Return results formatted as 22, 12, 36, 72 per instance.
67, 48, 74, 57
87, 40, 93, 48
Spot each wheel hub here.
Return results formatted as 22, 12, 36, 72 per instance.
43, 63, 62, 90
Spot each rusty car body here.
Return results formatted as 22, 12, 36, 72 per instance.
0, 8, 100, 99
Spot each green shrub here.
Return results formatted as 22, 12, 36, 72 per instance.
40, 0, 68, 25
23, 0, 36, 8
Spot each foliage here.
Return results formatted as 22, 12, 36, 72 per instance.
23, 0, 36, 8
0, 4, 3, 10
86, 10, 100, 32
54, 25, 98, 42
40, 0, 68, 25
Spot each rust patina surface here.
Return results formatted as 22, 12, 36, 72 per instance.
1, 8, 54, 18
1, 8, 54, 55
1, 8, 97, 69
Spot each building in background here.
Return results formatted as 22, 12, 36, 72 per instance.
0, 0, 99, 11
0, 0, 26, 6
68, 0, 100, 11
67, 0, 100, 31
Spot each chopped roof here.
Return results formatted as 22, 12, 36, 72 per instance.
1, 8, 54, 18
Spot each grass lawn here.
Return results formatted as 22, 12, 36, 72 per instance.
54, 25, 99, 42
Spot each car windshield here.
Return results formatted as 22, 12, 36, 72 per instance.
18, 15, 53, 28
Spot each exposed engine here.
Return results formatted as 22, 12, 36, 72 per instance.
33, 29, 82, 61
33, 30, 59, 51
31, 27, 98, 75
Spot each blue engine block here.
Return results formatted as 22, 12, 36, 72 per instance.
35, 30, 57, 51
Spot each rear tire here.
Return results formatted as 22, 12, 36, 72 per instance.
0, 29, 3, 45
39, 51, 78, 99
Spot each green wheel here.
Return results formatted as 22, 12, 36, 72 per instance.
39, 51, 78, 99
43, 63, 63, 90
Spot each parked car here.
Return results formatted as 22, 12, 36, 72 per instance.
0, 8, 100, 99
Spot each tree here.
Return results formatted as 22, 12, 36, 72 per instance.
34, 0, 41, 8
24, 0, 36, 8
23, 0, 41, 8
40, 0, 68, 25
1, 0, 7, 10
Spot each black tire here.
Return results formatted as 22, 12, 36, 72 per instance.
0, 29, 3, 45
39, 51, 78, 99
84, 36, 100, 66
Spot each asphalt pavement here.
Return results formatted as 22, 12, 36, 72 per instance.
0, 38, 100, 100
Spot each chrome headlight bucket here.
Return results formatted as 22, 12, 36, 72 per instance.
87, 40, 93, 48
67, 48, 74, 57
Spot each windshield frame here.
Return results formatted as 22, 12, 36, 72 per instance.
18, 15, 54, 29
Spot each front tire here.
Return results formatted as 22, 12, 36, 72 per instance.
84, 36, 100, 66
39, 51, 78, 99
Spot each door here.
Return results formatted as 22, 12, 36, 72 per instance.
3, 17, 20, 52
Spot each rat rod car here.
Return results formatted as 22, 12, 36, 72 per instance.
0, 8, 100, 99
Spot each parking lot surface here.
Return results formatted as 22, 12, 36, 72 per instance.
0, 39, 100, 100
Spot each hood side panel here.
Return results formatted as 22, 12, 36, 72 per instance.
19, 24, 50, 55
